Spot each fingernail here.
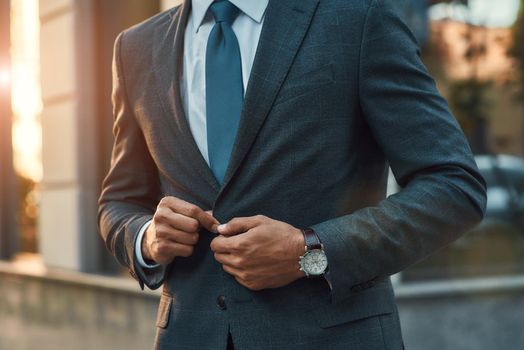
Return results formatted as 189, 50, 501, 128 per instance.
211, 224, 219, 234
217, 224, 227, 233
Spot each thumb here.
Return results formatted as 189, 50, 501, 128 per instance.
197, 211, 220, 234
217, 216, 264, 236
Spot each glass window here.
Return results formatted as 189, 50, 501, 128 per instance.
396, 0, 524, 282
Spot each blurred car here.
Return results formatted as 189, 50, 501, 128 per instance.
399, 154, 524, 281
476, 155, 524, 222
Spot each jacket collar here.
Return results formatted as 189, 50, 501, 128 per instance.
191, 0, 269, 32
152, 0, 321, 196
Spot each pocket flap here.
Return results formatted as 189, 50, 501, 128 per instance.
312, 284, 395, 328
156, 293, 172, 329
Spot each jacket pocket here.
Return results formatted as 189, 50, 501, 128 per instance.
311, 282, 396, 328
156, 293, 173, 329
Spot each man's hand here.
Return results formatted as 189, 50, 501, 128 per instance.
210, 215, 306, 291
142, 197, 220, 265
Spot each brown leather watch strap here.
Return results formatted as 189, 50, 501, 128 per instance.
301, 228, 322, 251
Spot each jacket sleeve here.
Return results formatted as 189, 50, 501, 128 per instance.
311, 0, 487, 303
98, 31, 166, 290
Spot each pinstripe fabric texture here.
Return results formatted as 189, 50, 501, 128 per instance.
98, 0, 486, 349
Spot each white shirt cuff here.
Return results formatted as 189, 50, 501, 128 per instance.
135, 219, 160, 269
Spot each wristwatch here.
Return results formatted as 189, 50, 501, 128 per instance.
299, 228, 328, 277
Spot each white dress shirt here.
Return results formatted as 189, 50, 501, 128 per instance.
136, 0, 269, 268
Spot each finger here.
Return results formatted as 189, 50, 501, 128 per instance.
217, 215, 266, 236
214, 252, 243, 268
203, 210, 220, 232
155, 224, 199, 245
171, 230, 199, 246
222, 266, 258, 290
172, 242, 195, 257
153, 240, 194, 262
153, 210, 200, 233
160, 197, 220, 233
196, 211, 221, 234
222, 263, 243, 278
210, 235, 238, 253
167, 213, 200, 233
160, 196, 204, 218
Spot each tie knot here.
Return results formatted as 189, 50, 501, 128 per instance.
210, 0, 240, 24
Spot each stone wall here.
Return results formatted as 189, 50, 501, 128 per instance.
0, 262, 159, 350
396, 277, 524, 349
2, 262, 524, 350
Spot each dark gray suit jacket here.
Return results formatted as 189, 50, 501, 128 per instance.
98, 0, 487, 349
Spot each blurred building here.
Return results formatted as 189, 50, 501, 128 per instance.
428, 19, 524, 155
431, 21, 514, 82
1, 1, 178, 349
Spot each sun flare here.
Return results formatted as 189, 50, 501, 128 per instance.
10, 0, 42, 182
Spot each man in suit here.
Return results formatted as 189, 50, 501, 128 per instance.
98, 0, 487, 349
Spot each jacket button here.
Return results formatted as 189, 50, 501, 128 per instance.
217, 295, 227, 310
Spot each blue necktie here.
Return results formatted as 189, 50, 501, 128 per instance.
206, 0, 243, 185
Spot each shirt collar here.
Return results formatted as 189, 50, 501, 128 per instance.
191, 0, 269, 33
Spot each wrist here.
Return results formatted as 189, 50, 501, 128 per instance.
298, 227, 328, 278
141, 227, 155, 263
293, 227, 306, 257
292, 228, 306, 278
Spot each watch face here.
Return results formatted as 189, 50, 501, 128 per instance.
302, 249, 328, 276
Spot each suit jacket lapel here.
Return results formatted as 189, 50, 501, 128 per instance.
151, 0, 320, 196
152, 1, 221, 193
220, 0, 320, 191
